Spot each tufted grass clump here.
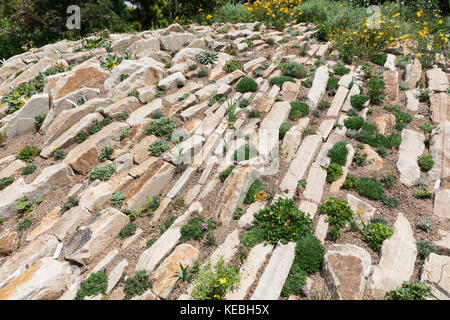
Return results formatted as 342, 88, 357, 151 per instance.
350, 95, 370, 111
236, 77, 258, 93
333, 63, 351, 76
289, 102, 309, 120
223, 60, 241, 73
417, 240, 437, 259
281, 262, 307, 297
89, 163, 116, 181
370, 53, 387, 66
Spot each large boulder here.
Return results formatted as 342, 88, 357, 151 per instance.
323, 244, 371, 300
421, 253, 450, 300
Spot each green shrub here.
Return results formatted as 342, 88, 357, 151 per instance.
281, 262, 307, 297
236, 77, 258, 93
420, 123, 436, 133
333, 64, 351, 76
61, 196, 79, 212
196, 50, 219, 65
399, 82, 410, 91
158, 216, 177, 234
344, 117, 364, 130
350, 95, 370, 111
239, 98, 250, 109
219, 165, 236, 182
417, 216, 432, 233
151, 112, 164, 119
180, 217, 214, 242
381, 174, 395, 189
385, 281, 430, 300
371, 53, 387, 66
367, 78, 386, 105
148, 139, 169, 156
98, 147, 113, 163
125, 271, 152, 299
266, 37, 275, 46
118, 223, 136, 239
280, 61, 307, 79
343, 174, 357, 190
253, 198, 313, 245
216, 3, 253, 23
146, 238, 157, 247
111, 192, 126, 206
16, 146, 41, 162
223, 60, 241, 73
233, 144, 258, 162
319, 198, 353, 240
0, 177, 14, 190
191, 257, 240, 300
363, 223, 393, 252
394, 111, 412, 130
289, 102, 309, 120
244, 179, 266, 205
356, 178, 384, 200
326, 77, 339, 95
269, 76, 296, 87
418, 154, 434, 171
77, 132, 90, 143
116, 112, 129, 121
293, 234, 324, 274
317, 99, 331, 110
17, 218, 32, 231
76, 272, 108, 300
417, 240, 437, 259
241, 228, 266, 249
89, 163, 116, 181
279, 123, 292, 140
22, 164, 37, 175
328, 141, 349, 166
146, 116, 176, 138
326, 163, 343, 183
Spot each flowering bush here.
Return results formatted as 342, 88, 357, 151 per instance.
244, 0, 303, 31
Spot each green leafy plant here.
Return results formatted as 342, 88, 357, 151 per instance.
371, 53, 387, 66
98, 147, 113, 163
279, 123, 292, 140
219, 165, 236, 183
16, 146, 41, 162
367, 78, 386, 105
344, 117, 365, 130
158, 216, 177, 234
417, 216, 432, 233
326, 163, 343, 183
34, 115, 46, 130
244, 179, 266, 204
111, 192, 126, 206
223, 60, 241, 73
420, 123, 436, 133
343, 174, 357, 190
125, 270, 152, 299
118, 223, 136, 239
415, 189, 434, 199
241, 228, 266, 249
196, 50, 218, 65
385, 281, 430, 300
100, 53, 123, 70
253, 198, 313, 245
293, 234, 324, 274
280, 61, 307, 79
333, 64, 351, 76
0, 176, 14, 190
362, 223, 393, 252
89, 163, 116, 181
350, 95, 370, 111
148, 139, 169, 156
326, 77, 339, 95
318, 99, 331, 110
180, 217, 214, 242
417, 240, 437, 259
303, 78, 313, 88
225, 98, 243, 129
269, 76, 295, 87
233, 207, 245, 220
328, 141, 349, 166
319, 198, 353, 240
53, 147, 67, 160
146, 116, 176, 138
22, 164, 37, 175
75, 272, 108, 300
191, 257, 240, 300
77, 132, 90, 143
281, 262, 307, 297
61, 196, 79, 212
381, 194, 400, 209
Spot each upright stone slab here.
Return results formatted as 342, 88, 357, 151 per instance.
64, 208, 129, 265
327, 86, 349, 117
421, 253, 450, 300
426, 66, 448, 92
428, 121, 450, 183
430, 92, 449, 124
136, 202, 202, 273
303, 163, 327, 203
307, 65, 328, 109
250, 242, 296, 300
404, 58, 421, 88
225, 243, 273, 300
367, 213, 417, 299
323, 244, 371, 300
280, 135, 322, 198
347, 194, 375, 224
383, 70, 399, 103
397, 129, 425, 186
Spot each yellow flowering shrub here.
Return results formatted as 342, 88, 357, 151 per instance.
244, 0, 302, 31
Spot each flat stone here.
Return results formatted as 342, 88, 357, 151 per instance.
375, 114, 396, 135
26, 207, 60, 242
90, 249, 119, 274
363, 144, 384, 171
250, 242, 296, 300
420, 254, 450, 300
397, 129, 425, 186
428, 121, 450, 183
433, 189, 450, 219
327, 86, 349, 117
318, 119, 336, 141
238, 201, 265, 229
210, 229, 240, 267
106, 259, 128, 293
426, 66, 448, 92
434, 230, 450, 256
64, 208, 129, 265
307, 65, 328, 109
153, 244, 199, 299
404, 58, 421, 88
430, 92, 449, 123
383, 70, 399, 103
299, 201, 318, 220
347, 194, 375, 224
0, 160, 27, 179
50, 206, 92, 241
367, 212, 417, 299
0, 228, 17, 256
0, 257, 78, 300
406, 90, 419, 112
323, 244, 371, 300
384, 54, 396, 71
303, 163, 327, 203
315, 215, 329, 245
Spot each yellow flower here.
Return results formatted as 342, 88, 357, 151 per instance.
416, 52, 422, 57
198, 8, 203, 12
51, 146, 56, 150
438, 20, 443, 24
219, 278, 227, 284
206, 14, 213, 20
213, 294, 221, 299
